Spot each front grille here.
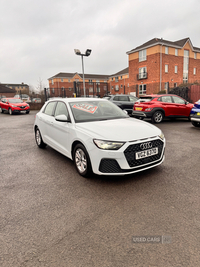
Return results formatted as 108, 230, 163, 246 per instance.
124, 139, 164, 167
20, 106, 26, 109
99, 159, 121, 173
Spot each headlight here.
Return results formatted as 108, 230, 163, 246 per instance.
93, 139, 125, 150
159, 131, 165, 140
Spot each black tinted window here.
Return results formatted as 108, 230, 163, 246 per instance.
118, 96, 129, 101
113, 96, 119, 101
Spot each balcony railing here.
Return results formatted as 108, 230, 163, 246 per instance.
137, 72, 148, 80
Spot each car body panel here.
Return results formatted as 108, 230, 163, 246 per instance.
190, 100, 200, 125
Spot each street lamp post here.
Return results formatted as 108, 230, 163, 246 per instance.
74, 49, 92, 97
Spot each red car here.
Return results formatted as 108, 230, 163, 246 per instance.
0, 97, 30, 115
132, 94, 193, 123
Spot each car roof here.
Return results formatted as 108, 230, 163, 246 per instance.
47, 97, 109, 103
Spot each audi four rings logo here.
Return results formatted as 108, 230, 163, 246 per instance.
140, 142, 152, 150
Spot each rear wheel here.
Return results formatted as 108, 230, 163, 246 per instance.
35, 128, 46, 148
8, 108, 13, 115
151, 111, 164, 123
192, 121, 200, 127
73, 144, 92, 177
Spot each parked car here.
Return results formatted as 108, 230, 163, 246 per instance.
14, 94, 31, 103
34, 98, 165, 177
190, 99, 200, 127
0, 97, 30, 115
106, 94, 139, 115
32, 98, 41, 103
132, 94, 193, 123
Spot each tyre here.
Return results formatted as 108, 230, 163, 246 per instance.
0, 107, 3, 113
73, 144, 92, 177
192, 121, 200, 127
8, 108, 13, 115
26, 111, 30, 114
151, 111, 164, 123
35, 128, 46, 148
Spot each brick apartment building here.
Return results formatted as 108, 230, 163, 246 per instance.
127, 37, 200, 96
48, 37, 200, 98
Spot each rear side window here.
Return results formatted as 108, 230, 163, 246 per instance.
44, 102, 56, 116
113, 96, 119, 101
118, 96, 129, 101
161, 96, 172, 103
172, 96, 185, 104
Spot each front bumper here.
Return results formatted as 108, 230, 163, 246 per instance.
190, 113, 200, 122
132, 110, 154, 119
12, 108, 30, 113
90, 136, 165, 176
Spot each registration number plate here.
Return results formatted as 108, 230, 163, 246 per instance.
197, 112, 200, 116
136, 148, 158, 160
135, 107, 142, 111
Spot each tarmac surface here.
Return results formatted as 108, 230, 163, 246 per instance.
0, 110, 200, 267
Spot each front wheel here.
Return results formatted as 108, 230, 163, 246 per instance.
151, 111, 164, 123
8, 108, 13, 115
73, 144, 92, 177
26, 111, 30, 114
35, 128, 46, 148
0, 107, 3, 113
192, 121, 200, 127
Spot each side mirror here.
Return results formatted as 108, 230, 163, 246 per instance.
185, 101, 189, 105
123, 110, 128, 115
55, 114, 70, 122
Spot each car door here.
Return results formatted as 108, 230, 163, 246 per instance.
171, 96, 190, 116
48, 101, 71, 157
157, 96, 174, 116
38, 101, 57, 144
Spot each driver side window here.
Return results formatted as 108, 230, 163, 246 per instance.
55, 102, 69, 117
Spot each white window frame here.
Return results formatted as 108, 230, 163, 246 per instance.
193, 67, 196, 75
139, 84, 146, 95
139, 67, 147, 79
175, 49, 178, 56
194, 52, 197, 59
165, 46, 168, 54
165, 64, 168, 73
139, 49, 146, 62
115, 85, 119, 91
175, 65, 178, 74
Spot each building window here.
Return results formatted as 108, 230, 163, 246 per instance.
96, 80, 100, 85
52, 88, 55, 94
89, 79, 93, 84
194, 52, 197, 59
121, 84, 123, 88
174, 83, 177, 87
52, 79, 54, 85
183, 50, 189, 83
96, 87, 100, 93
115, 85, 119, 91
89, 87, 93, 92
62, 87, 64, 91
121, 76, 123, 79
165, 47, 168, 54
115, 77, 118, 82
68, 79, 71, 82
139, 84, 146, 95
165, 64, 168, 73
175, 49, 178, 56
139, 67, 147, 79
139, 49, 146, 62
61, 79, 63, 82
193, 67, 196, 75
175, 65, 178, 73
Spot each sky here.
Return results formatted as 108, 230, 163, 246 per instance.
1, 0, 200, 91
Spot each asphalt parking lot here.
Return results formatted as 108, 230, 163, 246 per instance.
0, 110, 200, 267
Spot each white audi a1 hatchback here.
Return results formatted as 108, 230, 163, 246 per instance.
34, 97, 165, 177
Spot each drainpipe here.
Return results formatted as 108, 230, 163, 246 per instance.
160, 45, 162, 91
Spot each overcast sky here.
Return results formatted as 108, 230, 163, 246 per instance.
1, 0, 200, 90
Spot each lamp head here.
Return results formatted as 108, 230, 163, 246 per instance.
74, 49, 81, 55
85, 49, 92, 56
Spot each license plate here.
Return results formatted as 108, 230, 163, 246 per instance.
135, 107, 142, 111
20, 111, 26, 113
136, 148, 158, 160
197, 112, 200, 116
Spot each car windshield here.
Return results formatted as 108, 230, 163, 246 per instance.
8, 99, 24, 103
69, 100, 129, 122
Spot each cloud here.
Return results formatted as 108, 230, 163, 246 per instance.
1, 0, 200, 89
